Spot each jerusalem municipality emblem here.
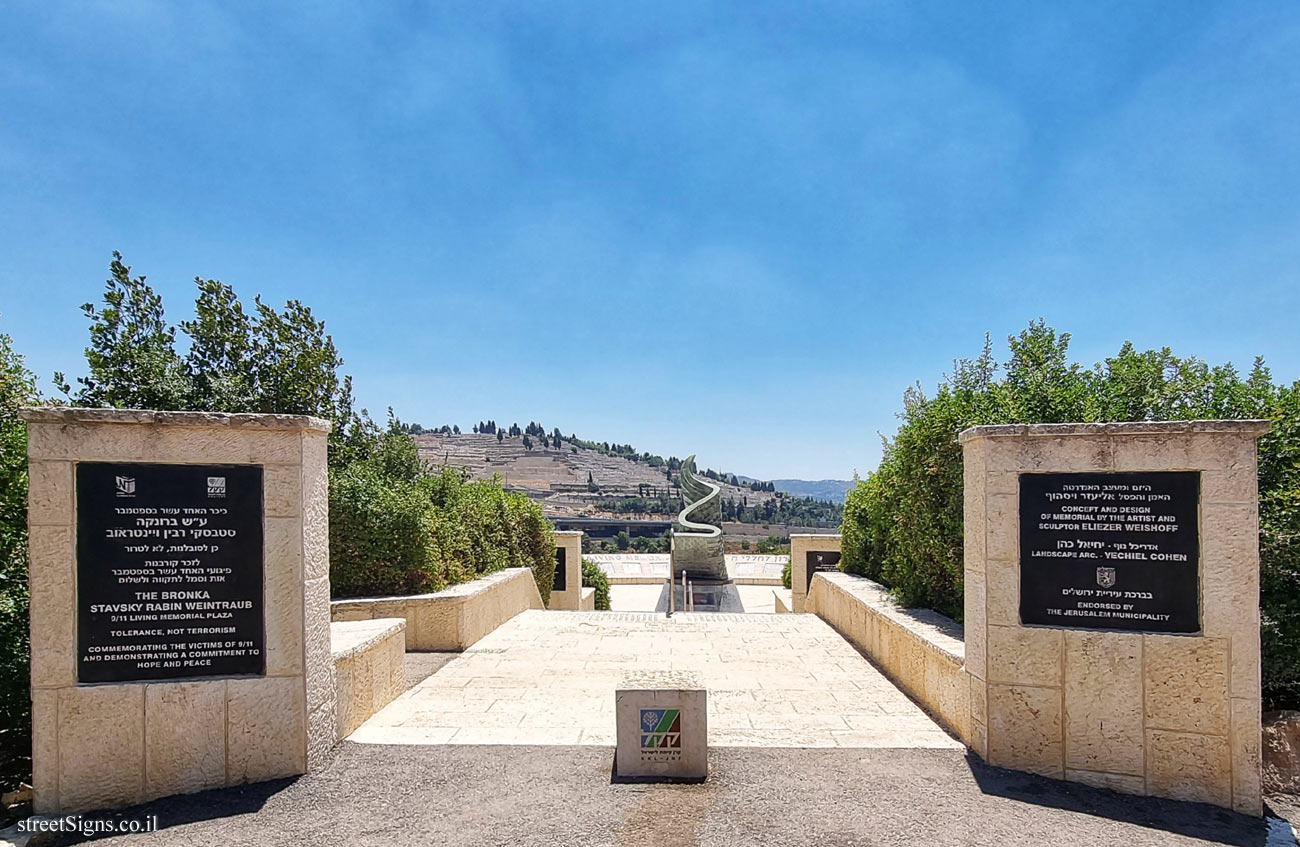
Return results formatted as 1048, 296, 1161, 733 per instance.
640, 709, 681, 750
1096, 567, 1117, 588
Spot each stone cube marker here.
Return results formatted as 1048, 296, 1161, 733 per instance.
615, 671, 707, 780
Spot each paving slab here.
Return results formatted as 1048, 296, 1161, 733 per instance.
351, 610, 961, 749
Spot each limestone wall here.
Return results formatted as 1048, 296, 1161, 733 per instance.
807, 571, 969, 742
22, 408, 335, 814
961, 421, 1269, 814
332, 619, 407, 739
790, 534, 841, 613
548, 531, 584, 610
331, 567, 543, 650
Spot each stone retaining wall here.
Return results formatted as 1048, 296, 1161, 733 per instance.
332, 619, 407, 739
21, 408, 334, 814
807, 571, 970, 743
331, 568, 543, 650
961, 421, 1268, 814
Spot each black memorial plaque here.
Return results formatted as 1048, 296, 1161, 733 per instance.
553, 546, 567, 593
806, 551, 842, 594
1019, 471, 1200, 633
76, 463, 265, 682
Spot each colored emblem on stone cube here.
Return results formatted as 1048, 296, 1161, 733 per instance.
639, 709, 681, 749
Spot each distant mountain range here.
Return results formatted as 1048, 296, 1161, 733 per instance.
770, 479, 855, 503
736, 476, 855, 503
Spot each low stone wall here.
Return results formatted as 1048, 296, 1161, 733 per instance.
807, 572, 969, 743
332, 619, 407, 739
331, 568, 544, 651
773, 589, 792, 613
580, 587, 596, 611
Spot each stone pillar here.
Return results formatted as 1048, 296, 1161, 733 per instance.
960, 421, 1269, 814
790, 533, 841, 613
548, 530, 584, 610
22, 408, 335, 814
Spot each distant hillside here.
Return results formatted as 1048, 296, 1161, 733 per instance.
771, 479, 855, 504
411, 427, 840, 526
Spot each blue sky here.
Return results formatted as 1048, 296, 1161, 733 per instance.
2, 2, 1298, 480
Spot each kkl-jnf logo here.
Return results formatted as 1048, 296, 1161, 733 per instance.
640, 709, 681, 750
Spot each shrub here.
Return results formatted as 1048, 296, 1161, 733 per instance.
1259, 384, 1300, 710
329, 466, 446, 597
0, 331, 34, 798
781, 558, 792, 590
329, 442, 556, 604
581, 558, 611, 610
842, 321, 1300, 708
502, 486, 556, 607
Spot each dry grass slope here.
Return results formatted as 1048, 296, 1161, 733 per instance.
414, 432, 779, 518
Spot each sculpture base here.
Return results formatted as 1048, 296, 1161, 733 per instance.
659, 579, 741, 613
670, 533, 726, 581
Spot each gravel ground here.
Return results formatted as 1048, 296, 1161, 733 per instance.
402, 651, 457, 687
1267, 795, 1300, 837
19, 744, 1286, 847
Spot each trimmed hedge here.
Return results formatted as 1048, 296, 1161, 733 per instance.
329, 467, 444, 597
843, 322, 1300, 709
0, 332, 33, 800
330, 432, 555, 605
581, 558, 611, 610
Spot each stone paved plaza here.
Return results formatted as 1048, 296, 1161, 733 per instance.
607, 583, 785, 613
350, 610, 962, 749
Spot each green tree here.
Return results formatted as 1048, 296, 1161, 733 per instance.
55, 252, 189, 409
1259, 382, 1300, 708
180, 278, 254, 411
58, 253, 367, 469
0, 329, 36, 794
248, 295, 344, 418
581, 558, 611, 610
841, 321, 1300, 709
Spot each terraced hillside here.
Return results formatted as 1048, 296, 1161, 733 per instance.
414, 431, 781, 518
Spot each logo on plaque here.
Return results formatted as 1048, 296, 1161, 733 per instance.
207, 476, 227, 497
640, 709, 681, 749
1096, 567, 1117, 588
115, 476, 136, 497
